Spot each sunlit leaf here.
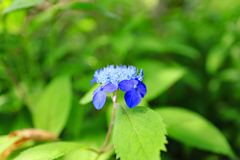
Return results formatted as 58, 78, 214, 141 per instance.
79, 84, 98, 105
5, 10, 26, 34
62, 140, 113, 160
0, 136, 22, 157
3, 0, 45, 14
155, 107, 236, 158
113, 105, 167, 160
33, 76, 72, 135
14, 142, 87, 160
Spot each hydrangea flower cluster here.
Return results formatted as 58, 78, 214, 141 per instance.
91, 65, 147, 110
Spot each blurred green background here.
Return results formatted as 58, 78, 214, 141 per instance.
0, 0, 240, 159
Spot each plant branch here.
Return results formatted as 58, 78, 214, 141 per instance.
95, 89, 118, 160
102, 144, 114, 153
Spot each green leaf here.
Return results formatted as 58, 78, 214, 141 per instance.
65, 97, 85, 139
135, 60, 186, 100
62, 141, 113, 160
206, 32, 235, 74
134, 36, 200, 59
5, 10, 26, 34
14, 142, 87, 160
155, 107, 236, 158
3, 0, 45, 14
71, 2, 120, 19
0, 91, 23, 113
33, 76, 72, 135
0, 136, 22, 156
113, 106, 167, 160
79, 84, 98, 105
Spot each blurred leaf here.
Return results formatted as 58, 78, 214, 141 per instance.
27, 2, 118, 35
218, 107, 240, 125
65, 97, 85, 139
230, 43, 240, 68
79, 84, 98, 105
11, 111, 32, 130
135, 60, 186, 100
206, 32, 235, 74
220, 69, 240, 82
33, 76, 72, 135
113, 105, 167, 160
155, 107, 236, 158
3, 0, 45, 14
182, 70, 202, 91
0, 136, 22, 159
135, 36, 200, 59
27, 5, 57, 35
62, 140, 113, 160
14, 142, 87, 160
111, 32, 134, 58
0, 91, 23, 113
5, 10, 26, 34
70, 2, 119, 19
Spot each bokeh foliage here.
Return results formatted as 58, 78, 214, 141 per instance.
0, 0, 240, 159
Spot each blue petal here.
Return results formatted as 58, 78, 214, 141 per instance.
130, 79, 138, 86
92, 85, 101, 95
140, 93, 145, 98
90, 77, 97, 87
93, 91, 106, 110
119, 79, 138, 91
138, 68, 144, 81
102, 82, 118, 93
137, 82, 147, 96
118, 80, 134, 91
124, 89, 141, 108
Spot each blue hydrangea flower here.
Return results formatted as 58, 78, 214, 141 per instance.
91, 65, 146, 109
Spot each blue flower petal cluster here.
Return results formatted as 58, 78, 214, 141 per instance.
91, 65, 147, 110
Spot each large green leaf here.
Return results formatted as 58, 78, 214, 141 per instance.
3, 0, 45, 14
14, 142, 87, 160
33, 76, 72, 135
155, 107, 236, 158
113, 106, 167, 160
135, 60, 186, 100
